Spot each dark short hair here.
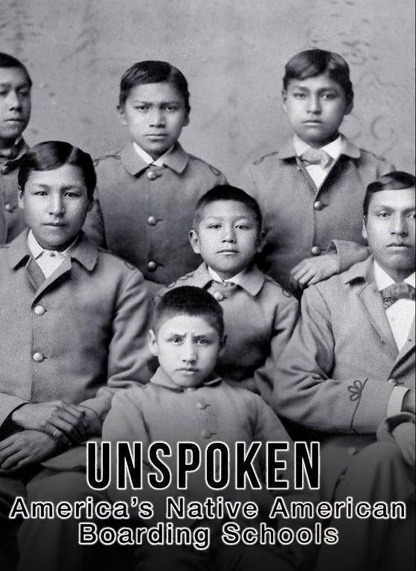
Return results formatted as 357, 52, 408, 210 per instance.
18, 141, 96, 199
0, 52, 32, 87
119, 60, 190, 113
283, 49, 354, 106
192, 185, 262, 233
154, 286, 224, 338
363, 171, 416, 216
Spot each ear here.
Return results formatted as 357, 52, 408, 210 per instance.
281, 90, 288, 113
148, 330, 159, 357
218, 334, 227, 357
362, 218, 368, 242
256, 229, 266, 253
18, 187, 24, 210
117, 105, 127, 127
182, 111, 190, 127
87, 197, 94, 212
344, 98, 354, 117
189, 229, 201, 254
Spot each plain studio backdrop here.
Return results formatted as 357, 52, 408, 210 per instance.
0, 0, 414, 182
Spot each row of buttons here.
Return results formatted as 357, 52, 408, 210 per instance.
33, 304, 47, 362
310, 201, 324, 256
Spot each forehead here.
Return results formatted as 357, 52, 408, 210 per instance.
24, 164, 87, 188
367, 188, 416, 211
126, 81, 184, 102
286, 72, 342, 91
200, 200, 256, 220
0, 66, 30, 87
157, 314, 219, 337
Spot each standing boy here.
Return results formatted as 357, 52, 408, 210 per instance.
275, 172, 415, 570
0, 53, 32, 244
158, 185, 298, 404
244, 49, 394, 294
0, 141, 153, 571
84, 60, 226, 286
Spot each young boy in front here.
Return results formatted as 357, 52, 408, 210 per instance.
103, 286, 307, 571
157, 185, 298, 405
84, 60, 226, 287
0, 141, 153, 571
243, 49, 394, 294
0, 52, 32, 244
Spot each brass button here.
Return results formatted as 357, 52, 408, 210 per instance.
4, 203, 14, 212
1, 165, 9, 174
311, 246, 321, 256
34, 305, 46, 316
196, 402, 207, 410
387, 378, 397, 386
147, 216, 158, 226
147, 170, 157, 180
201, 429, 212, 439
147, 261, 158, 272
314, 200, 324, 211
33, 352, 45, 363
213, 291, 224, 302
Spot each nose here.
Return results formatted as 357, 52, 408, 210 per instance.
391, 213, 408, 236
307, 94, 321, 114
222, 224, 236, 243
7, 89, 22, 110
48, 194, 65, 216
182, 339, 197, 363
149, 107, 165, 126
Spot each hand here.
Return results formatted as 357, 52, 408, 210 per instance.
11, 401, 88, 444
392, 423, 415, 466
0, 430, 59, 472
290, 254, 339, 290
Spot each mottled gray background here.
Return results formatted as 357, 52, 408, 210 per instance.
1, 0, 414, 182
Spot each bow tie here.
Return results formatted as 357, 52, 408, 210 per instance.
380, 283, 415, 309
299, 148, 333, 168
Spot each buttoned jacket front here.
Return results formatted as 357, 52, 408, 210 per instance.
244, 138, 394, 292
0, 231, 154, 432
157, 263, 298, 404
0, 139, 29, 244
84, 142, 227, 285
275, 256, 415, 452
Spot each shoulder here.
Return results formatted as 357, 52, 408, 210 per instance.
95, 247, 145, 282
185, 153, 225, 179
247, 150, 281, 169
257, 271, 298, 307
93, 150, 122, 168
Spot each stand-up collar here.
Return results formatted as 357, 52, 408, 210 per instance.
121, 142, 190, 176
192, 262, 266, 297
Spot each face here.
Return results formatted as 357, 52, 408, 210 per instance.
282, 72, 352, 147
362, 188, 415, 282
18, 164, 93, 251
190, 201, 261, 279
149, 315, 223, 388
118, 82, 189, 159
0, 67, 31, 145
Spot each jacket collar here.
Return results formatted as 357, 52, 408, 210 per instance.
192, 262, 265, 297
342, 255, 375, 285
121, 142, 190, 176
7, 230, 98, 272
278, 135, 361, 161
0, 138, 29, 170
150, 366, 222, 391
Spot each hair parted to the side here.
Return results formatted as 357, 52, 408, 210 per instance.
283, 49, 354, 106
154, 286, 225, 338
119, 60, 190, 113
0, 52, 32, 87
192, 185, 263, 233
18, 141, 97, 199
363, 171, 416, 217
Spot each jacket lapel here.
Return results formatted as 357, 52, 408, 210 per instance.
32, 257, 72, 301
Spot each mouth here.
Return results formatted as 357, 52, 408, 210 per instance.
146, 134, 167, 139
303, 120, 322, 125
44, 223, 66, 227
218, 249, 238, 254
177, 368, 199, 374
387, 243, 410, 249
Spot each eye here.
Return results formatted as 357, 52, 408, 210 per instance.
377, 212, 390, 218
321, 92, 337, 100
34, 190, 48, 196
134, 105, 148, 111
165, 105, 179, 112
169, 336, 183, 344
207, 224, 221, 229
64, 191, 81, 198
292, 92, 306, 99
196, 338, 210, 345
236, 224, 251, 230
18, 88, 30, 97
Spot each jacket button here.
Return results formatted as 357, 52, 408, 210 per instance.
311, 246, 321, 256
1, 165, 9, 174
147, 216, 158, 226
33, 352, 45, 363
34, 305, 46, 316
314, 200, 324, 210
347, 447, 357, 456
213, 291, 224, 301
196, 402, 207, 410
147, 261, 158, 272
147, 170, 157, 180
4, 203, 14, 212
201, 429, 212, 439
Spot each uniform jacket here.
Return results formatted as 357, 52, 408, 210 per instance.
243, 137, 394, 292
83, 142, 227, 285
157, 262, 299, 404
274, 256, 415, 455
0, 230, 154, 433
0, 139, 29, 244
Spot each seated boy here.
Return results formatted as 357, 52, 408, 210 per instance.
0, 52, 32, 243
275, 172, 415, 571
157, 185, 298, 405
243, 49, 394, 294
0, 141, 153, 571
103, 286, 307, 571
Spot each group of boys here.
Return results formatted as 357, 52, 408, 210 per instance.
0, 48, 414, 571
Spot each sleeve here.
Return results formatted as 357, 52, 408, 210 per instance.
376, 411, 415, 443
274, 286, 394, 434
83, 188, 107, 249
253, 295, 299, 405
327, 239, 370, 274
78, 270, 155, 436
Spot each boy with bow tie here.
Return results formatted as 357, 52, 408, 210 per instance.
275, 171, 415, 571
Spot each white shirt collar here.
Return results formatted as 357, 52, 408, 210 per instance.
207, 266, 247, 285
133, 142, 174, 167
27, 230, 76, 259
293, 133, 344, 162
373, 260, 415, 291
